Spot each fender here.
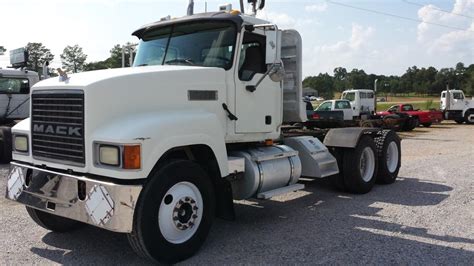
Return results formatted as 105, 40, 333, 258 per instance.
90, 109, 229, 179
323, 127, 380, 148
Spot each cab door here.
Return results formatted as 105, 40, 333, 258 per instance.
234, 30, 280, 133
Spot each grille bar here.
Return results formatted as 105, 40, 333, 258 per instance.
31, 90, 85, 166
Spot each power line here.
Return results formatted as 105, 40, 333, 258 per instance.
402, 0, 474, 20
327, 0, 474, 32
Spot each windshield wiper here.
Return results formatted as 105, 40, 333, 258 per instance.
164, 58, 195, 66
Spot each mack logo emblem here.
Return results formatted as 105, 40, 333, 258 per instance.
33, 124, 81, 137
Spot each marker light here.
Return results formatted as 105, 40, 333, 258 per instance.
123, 145, 141, 169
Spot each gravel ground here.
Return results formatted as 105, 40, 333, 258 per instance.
1, 122, 473, 265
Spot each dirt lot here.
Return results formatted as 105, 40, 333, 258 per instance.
0, 122, 473, 265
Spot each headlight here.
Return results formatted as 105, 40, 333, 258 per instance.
99, 145, 120, 166
13, 135, 28, 152
96, 143, 141, 169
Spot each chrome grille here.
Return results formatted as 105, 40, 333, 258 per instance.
31, 90, 85, 166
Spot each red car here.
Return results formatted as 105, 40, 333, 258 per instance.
377, 104, 443, 127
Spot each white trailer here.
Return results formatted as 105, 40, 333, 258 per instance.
4, 3, 402, 264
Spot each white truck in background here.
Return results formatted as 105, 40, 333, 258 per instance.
0, 48, 40, 162
4, 2, 402, 264
441, 89, 474, 124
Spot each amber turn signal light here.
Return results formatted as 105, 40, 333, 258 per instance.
123, 145, 141, 169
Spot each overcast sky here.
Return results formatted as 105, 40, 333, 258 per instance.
0, 0, 473, 76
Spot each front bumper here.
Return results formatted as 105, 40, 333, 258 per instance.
5, 162, 142, 233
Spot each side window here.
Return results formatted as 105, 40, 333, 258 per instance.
317, 102, 332, 111
343, 92, 355, 101
453, 92, 464, 100
389, 105, 400, 112
0, 78, 29, 94
335, 101, 351, 109
360, 92, 367, 99
239, 32, 266, 81
366, 92, 374, 99
402, 105, 413, 111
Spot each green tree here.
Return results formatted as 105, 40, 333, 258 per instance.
25, 42, 54, 72
60, 45, 87, 73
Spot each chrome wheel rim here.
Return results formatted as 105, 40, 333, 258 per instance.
386, 141, 399, 173
158, 181, 203, 244
360, 147, 375, 182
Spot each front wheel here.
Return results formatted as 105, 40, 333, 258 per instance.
342, 135, 378, 194
127, 160, 215, 264
464, 110, 474, 124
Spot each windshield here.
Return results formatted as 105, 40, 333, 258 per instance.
343, 92, 355, 101
0, 77, 29, 94
133, 21, 237, 70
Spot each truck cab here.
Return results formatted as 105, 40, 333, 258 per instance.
315, 99, 353, 121
341, 89, 375, 118
441, 90, 474, 124
0, 68, 38, 121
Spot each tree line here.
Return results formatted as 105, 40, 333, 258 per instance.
2, 43, 473, 97
303, 63, 474, 99
0, 42, 134, 75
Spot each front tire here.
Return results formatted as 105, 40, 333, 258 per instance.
342, 135, 378, 194
375, 131, 401, 184
26, 206, 85, 232
127, 160, 215, 264
464, 110, 474, 124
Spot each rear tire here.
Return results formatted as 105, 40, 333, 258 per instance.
0, 127, 12, 163
342, 135, 378, 194
455, 119, 464, 124
127, 160, 215, 264
374, 131, 401, 184
26, 206, 85, 232
402, 117, 417, 131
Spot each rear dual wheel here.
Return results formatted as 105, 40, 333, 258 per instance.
375, 131, 401, 184
127, 160, 215, 264
332, 136, 378, 194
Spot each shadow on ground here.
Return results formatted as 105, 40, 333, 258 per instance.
30, 177, 473, 264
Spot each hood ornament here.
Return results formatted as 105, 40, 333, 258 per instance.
57, 68, 69, 81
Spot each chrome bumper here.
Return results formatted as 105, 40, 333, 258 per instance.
5, 162, 142, 233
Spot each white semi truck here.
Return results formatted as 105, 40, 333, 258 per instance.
440, 89, 474, 124
4, 3, 402, 264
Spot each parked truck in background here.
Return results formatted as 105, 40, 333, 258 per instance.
441, 89, 474, 124
0, 48, 39, 162
377, 104, 443, 127
4, 2, 402, 264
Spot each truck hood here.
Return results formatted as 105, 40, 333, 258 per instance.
34, 65, 219, 88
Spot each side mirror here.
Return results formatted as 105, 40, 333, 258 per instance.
253, 24, 280, 64
265, 30, 279, 64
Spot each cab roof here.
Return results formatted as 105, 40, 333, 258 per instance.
132, 11, 271, 39
133, 12, 244, 38
0, 68, 38, 78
